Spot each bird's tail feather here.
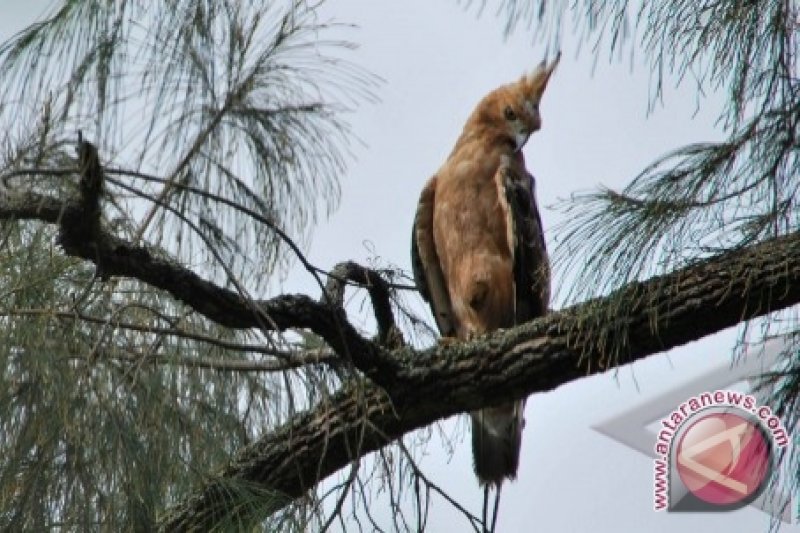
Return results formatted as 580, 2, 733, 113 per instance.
471, 400, 524, 485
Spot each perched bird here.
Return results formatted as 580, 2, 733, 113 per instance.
411, 55, 559, 488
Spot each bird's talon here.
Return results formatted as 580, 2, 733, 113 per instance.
437, 336, 458, 346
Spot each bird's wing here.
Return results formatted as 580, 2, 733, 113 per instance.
500, 158, 550, 324
411, 175, 456, 337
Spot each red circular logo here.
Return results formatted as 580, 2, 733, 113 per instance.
675, 412, 772, 506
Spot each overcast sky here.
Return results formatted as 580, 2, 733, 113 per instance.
2, 2, 797, 532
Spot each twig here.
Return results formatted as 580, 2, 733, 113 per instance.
319, 460, 360, 533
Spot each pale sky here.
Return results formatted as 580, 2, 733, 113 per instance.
1, 2, 797, 532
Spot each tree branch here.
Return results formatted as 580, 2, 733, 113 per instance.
158, 229, 800, 530
3, 153, 800, 530
0, 163, 400, 386
324, 261, 404, 348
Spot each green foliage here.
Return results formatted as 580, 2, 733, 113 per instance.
0, 1, 371, 530
0, 0, 375, 288
548, 1, 798, 301
0, 223, 275, 530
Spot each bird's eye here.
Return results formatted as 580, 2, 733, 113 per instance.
504, 106, 517, 121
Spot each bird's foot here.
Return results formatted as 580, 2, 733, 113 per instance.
437, 336, 458, 346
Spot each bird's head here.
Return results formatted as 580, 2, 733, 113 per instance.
475, 53, 560, 153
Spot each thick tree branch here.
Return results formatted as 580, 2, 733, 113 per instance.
158, 229, 800, 530
0, 163, 400, 385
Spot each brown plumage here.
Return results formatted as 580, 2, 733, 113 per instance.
411, 55, 559, 486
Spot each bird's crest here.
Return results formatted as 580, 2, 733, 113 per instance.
521, 52, 561, 103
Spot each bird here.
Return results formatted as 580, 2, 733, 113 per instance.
411, 54, 559, 496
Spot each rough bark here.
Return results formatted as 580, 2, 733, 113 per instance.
156, 229, 800, 530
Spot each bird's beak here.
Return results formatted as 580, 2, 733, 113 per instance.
514, 131, 530, 152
